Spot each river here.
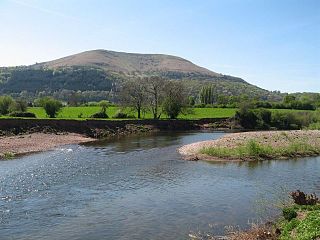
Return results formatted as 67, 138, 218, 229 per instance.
0, 131, 319, 239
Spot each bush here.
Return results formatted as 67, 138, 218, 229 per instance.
9, 100, 28, 113
194, 103, 206, 108
0, 96, 14, 115
9, 112, 36, 118
271, 112, 302, 130
42, 98, 63, 118
112, 111, 135, 119
283, 207, 297, 221
235, 105, 259, 129
163, 97, 183, 119
90, 112, 109, 119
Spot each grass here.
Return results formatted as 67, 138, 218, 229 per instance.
25, 107, 237, 120
278, 205, 320, 240
200, 139, 320, 160
307, 122, 320, 130
1, 152, 15, 160
23, 107, 311, 120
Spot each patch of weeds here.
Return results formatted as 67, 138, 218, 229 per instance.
2, 152, 15, 160
200, 139, 320, 160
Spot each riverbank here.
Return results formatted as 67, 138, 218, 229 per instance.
0, 118, 231, 138
179, 130, 320, 161
228, 191, 320, 240
190, 191, 320, 240
0, 133, 95, 159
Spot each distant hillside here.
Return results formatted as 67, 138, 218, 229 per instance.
38, 49, 219, 76
0, 49, 281, 102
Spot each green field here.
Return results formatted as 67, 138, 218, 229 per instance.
26, 107, 237, 120
23, 107, 315, 120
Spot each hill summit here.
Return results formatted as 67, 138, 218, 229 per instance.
38, 49, 221, 77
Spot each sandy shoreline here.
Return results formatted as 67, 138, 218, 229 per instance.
178, 130, 320, 161
0, 133, 95, 159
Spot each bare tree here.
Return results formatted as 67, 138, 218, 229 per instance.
119, 78, 147, 119
144, 76, 166, 119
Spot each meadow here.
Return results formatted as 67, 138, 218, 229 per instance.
25, 107, 314, 120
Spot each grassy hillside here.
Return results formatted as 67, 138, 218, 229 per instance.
0, 49, 282, 101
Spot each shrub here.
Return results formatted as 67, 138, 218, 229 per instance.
9, 112, 36, 118
282, 207, 297, 221
235, 106, 259, 129
0, 96, 14, 115
40, 98, 63, 118
9, 100, 28, 113
163, 97, 183, 119
112, 111, 135, 119
99, 100, 109, 113
271, 112, 302, 130
90, 112, 109, 119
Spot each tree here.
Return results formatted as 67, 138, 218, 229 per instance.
144, 76, 166, 119
0, 96, 14, 115
40, 97, 63, 118
235, 102, 258, 129
162, 81, 187, 119
188, 96, 195, 106
9, 99, 28, 113
283, 95, 296, 105
199, 85, 216, 105
99, 100, 109, 114
119, 78, 147, 119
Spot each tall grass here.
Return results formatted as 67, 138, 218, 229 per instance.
200, 140, 320, 160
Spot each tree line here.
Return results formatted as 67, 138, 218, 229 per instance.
0, 76, 189, 119
198, 84, 320, 110
119, 76, 187, 119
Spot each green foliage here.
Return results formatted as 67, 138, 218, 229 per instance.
188, 96, 195, 106
271, 112, 304, 130
236, 104, 317, 130
39, 97, 63, 118
200, 139, 320, 160
1, 152, 15, 160
8, 99, 27, 113
8, 112, 36, 118
283, 207, 298, 221
235, 103, 260, 129
0, 67, 115, 93
99, 100, 109, 113
307, 122, 320, 130
162, 97, 182, 119
0, 95, 14, 115
162, 81, 187, 119
112, 110, 135, 119
27, 106, 236, 119
199, 85, 215, 104
279, 210, 320, 240
90, 111, 109, 119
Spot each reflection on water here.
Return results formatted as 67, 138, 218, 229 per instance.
0, 131, 319, 240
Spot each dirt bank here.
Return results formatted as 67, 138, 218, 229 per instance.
0, 133, 95, 159
178, 130, 320, 161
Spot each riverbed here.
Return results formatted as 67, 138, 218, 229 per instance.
0, 131, 319, 239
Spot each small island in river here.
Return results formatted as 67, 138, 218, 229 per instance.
179, 130, 320, 161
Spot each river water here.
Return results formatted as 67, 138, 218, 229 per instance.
0, 131, 319, 240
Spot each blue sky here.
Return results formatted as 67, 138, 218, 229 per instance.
0, 0, 319, 93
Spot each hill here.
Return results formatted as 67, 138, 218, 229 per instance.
0, 49, 281, 102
